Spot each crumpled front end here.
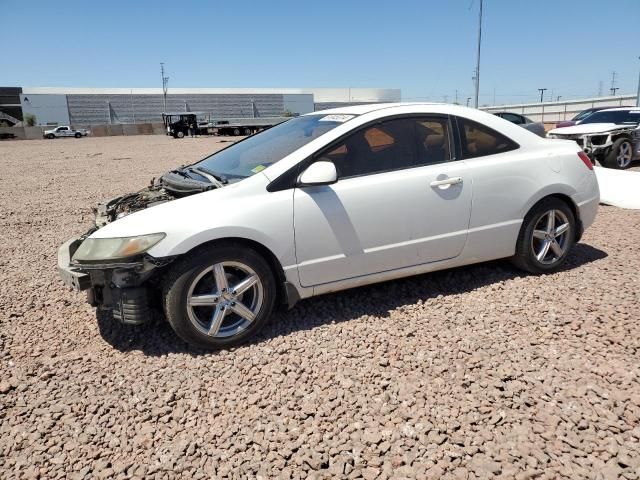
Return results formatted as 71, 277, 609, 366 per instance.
548, 126, 639, 160
57, 235, 175, 325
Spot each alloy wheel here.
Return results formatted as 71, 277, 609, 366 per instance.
617, 142, 632, 168
186, 261, 264, 338
531, 209, 571, 265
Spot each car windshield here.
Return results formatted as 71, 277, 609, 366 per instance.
195, 114, 353, 178
580, 110, 640, 125
572, 109, 598, 121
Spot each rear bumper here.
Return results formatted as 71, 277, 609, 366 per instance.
577, 193, 599, 236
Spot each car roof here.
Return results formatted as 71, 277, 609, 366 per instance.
308, 102, 441, 116
593, 107, 640, 113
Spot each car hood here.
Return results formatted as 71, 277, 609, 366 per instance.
92, 174, 263, 236
548, 123, 629, 135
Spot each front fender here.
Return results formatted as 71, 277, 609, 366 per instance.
149, 224, 296, 269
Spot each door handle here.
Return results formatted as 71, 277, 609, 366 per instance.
430, 176, 463, 188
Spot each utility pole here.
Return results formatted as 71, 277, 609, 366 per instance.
466, 97, 471, 107
556, 95, 562, 102
455, 89, 458, 104
610, 71, 617, 95
598, 80, 603, 97
636, 56, 640, 107
473, 0, 483, 108
160, 63, 169, 114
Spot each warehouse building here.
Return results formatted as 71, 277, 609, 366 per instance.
4, 87, 400, 127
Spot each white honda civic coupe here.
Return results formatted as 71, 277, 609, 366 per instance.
58, 103, 599, 349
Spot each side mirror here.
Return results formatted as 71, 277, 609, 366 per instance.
298, 161, 338, 187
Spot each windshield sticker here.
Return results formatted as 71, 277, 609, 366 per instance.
251, 165, 267, 174
319, 114, 355, 123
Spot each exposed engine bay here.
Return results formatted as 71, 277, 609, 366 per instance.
94, 165, 227, 227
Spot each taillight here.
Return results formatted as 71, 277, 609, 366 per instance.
577, 151, 594, 170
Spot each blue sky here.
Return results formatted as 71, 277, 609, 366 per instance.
2, 0, 639, 105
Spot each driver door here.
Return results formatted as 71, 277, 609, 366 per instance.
293, 116, 472, 287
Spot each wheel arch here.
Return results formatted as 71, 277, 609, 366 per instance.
523, 193, 582, 242
178, 236, 297, 309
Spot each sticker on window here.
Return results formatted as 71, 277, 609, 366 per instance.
251, 165, 267, 173
319, 114, 355, 123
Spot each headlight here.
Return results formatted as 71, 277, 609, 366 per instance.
72, 233, 165, 262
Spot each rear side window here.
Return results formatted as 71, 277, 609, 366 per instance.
457, 117, 519, 159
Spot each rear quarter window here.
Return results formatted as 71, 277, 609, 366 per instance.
457, 117, 519, 159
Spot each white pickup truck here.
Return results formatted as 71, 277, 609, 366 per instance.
44, 126, 90, 139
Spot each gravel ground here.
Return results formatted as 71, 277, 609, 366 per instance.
1, 136, 640, 480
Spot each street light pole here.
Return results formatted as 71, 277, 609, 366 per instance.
538, 88, 547, 124
466, 97, 471, 107
538, 88, 547, 103
474, 0, 483, 108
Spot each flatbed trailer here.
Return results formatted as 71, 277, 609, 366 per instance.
201, 116, 291, 136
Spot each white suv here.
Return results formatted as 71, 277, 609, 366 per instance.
58, 103, 599, 349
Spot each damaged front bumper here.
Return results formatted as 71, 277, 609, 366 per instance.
57, 236, 174, 325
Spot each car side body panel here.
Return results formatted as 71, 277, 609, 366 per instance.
84, 104, 599, 303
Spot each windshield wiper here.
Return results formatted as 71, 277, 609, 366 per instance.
187, 167, 227, 188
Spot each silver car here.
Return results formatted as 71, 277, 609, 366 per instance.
493, 112, 546, 137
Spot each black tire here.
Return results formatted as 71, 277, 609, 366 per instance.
163, 244, 277, 349
511, 197, 575, 274
233, 128, 241, 136
46, 133, 55, 139
244, 128, 252, 136
176, 131, 185, 139
74, 132, 82, 138
602, 137, 633, 169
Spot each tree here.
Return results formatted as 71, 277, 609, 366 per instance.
24, 113, 37, 126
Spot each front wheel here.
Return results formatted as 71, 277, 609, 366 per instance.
603, 138, 633, 169
163, 245, 277, 349
511, 198, 575, 274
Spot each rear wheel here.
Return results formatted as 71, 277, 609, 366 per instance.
244, 128, 252, 135
603, 138, 633, 169
163, 245, 276, 349
74, 132, 82, 138
46, 133, 55, 139
511, 198, 575, 274
176, 131, 185, 139
233, 128, 241, 136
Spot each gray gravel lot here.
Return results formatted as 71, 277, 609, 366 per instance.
1, 136, 640, 479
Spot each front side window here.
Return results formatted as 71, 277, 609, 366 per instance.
318, 116, 452, 178
457, 117, 519, 159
